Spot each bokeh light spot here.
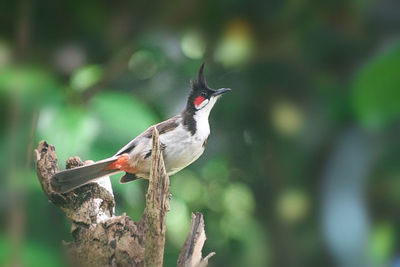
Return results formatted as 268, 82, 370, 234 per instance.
181, 30, 206, 59
214, 19, 254, 67
70, 64, 103, 91
128, 50, 159, 80
277, 189, 309, 223
53, 44, 86, 74
271, 101, 304, 136
0, 40, 12, 68
223, 182, 255, 217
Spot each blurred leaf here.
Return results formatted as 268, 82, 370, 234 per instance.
369, 222, 395, 265
352, 41, 400, 129
0, 66, 60, 106
0, 235, 62, 267
9, 170, 41, 192
0, 235, 12, 264
171, 170, 205, 205
166, 199, 190, 248
70, 64, 103, 91
0, 67, 50, 93
119, 181, 146, 221
201, 157, 230, 183
90, 91, 158, 142
36, 105, 99, 165
205, 182, 224, 211
22, 241, 63, 267
220, 216, 269, 266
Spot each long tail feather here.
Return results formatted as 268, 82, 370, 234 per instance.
51, 157, 120, 193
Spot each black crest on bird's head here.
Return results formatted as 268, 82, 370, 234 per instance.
185, 64, 216, 111
192, 63, 211, 91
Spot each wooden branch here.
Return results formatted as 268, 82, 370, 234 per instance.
144, 127, 171, 267
178, 213, 215, 267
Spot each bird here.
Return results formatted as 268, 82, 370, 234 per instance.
51, 64, 231, 193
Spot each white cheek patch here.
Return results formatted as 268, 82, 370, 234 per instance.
196, 99, 209, 110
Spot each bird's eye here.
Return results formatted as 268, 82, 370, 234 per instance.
201, 92, 207, 97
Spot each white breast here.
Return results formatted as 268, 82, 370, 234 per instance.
161, 123, 208, 175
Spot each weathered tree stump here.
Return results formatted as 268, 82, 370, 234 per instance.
34, 127, 214, 266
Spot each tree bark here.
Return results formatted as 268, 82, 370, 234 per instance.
34, 127, 213, 266
178, 213, 215, 267
144, 127, 170, 266
35, 140, 145, 266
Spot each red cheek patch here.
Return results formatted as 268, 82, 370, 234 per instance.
194, 96, 205, 107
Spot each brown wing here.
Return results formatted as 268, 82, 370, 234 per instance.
114, 115, 181, 156
142, 115, 181, 137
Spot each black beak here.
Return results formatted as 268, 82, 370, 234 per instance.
212, 88, 231, 96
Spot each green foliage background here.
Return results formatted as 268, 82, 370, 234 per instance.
1, 0, 400, 266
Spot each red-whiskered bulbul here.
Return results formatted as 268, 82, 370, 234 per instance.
51, 64, 231, 193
